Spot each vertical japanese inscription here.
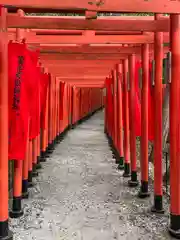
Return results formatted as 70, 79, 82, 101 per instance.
12, 56, 24, 111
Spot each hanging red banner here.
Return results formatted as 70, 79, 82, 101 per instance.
27, 49, 41, 140
8, 42, 29, 160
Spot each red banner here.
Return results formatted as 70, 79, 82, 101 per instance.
27, 50, 41, 140
8, 42, 29, 160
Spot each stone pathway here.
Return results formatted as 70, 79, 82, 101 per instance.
11, 111, 174, 240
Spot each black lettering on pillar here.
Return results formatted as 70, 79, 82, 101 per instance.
12, 56, 25, 111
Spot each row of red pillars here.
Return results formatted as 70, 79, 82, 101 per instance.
0, 7, 104, 240
104, 13, 180, 239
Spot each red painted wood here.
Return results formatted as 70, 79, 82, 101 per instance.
3, 0, 180, 13
116, 63, 124, 158
26, 33, 170, 45
170, 14, 180, 216
128, 54, 137, 174
122, 59, 130, 166
0, 7, 8, 223
7, 14, 169, 32
140, 44, 149, 193
153, 14, 163, 207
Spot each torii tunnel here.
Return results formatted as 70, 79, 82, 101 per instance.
0, 1, 180, 239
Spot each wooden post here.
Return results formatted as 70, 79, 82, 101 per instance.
16, 9, 30, 200
117, 63, 124, 170
151, 13, 164, 214
104, 82, 107, 134
169, 14, 180, 238
112, 70, 119, 163
114, 70, 118, 152
53, 77, 56, 142
28, 140, 35, 188
138, 44, 150, 198
10, 9, 25, 219
46, 83, 49, 151
22, 119, 30, 199
48, 74, 55, 153
10, 160, 23, 218
57, 81, 60, 136
32, 137, 39, 177
36, 134, 42, 169
55, 78, 58, 138
122, 59, 131, 177
0, 6, 13, 240
128, 54, 139, 187
56, 79, 60, 141
40, 70, 49, 161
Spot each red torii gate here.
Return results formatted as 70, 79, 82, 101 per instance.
0, 3, 179, 240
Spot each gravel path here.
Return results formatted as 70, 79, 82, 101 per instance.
11, 111, 174, 240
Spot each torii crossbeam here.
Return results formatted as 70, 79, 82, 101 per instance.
1, 0, 180, 13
